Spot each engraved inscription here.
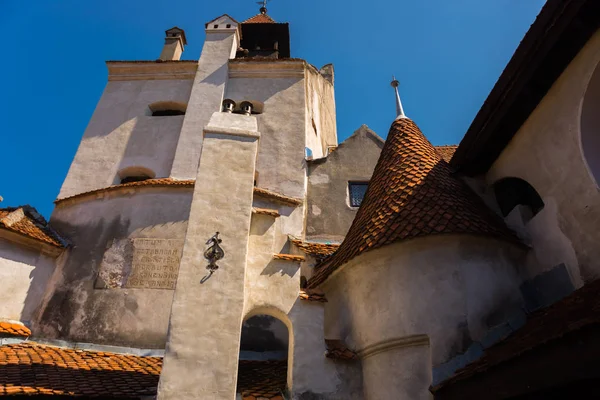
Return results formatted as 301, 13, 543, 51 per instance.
126, 239, 184, 289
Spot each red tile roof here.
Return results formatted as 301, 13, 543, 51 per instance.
55, 178, 195, 204
0, 322, 31, 338
273, 254, 305, 262
0, 206, 66, 248
299, 290, 328, 303
243, 13, 276, 24
252, 207, 280, 218
290, 239, 339, 259
435, 145, 458, 163
237, 360, 286, 399
0, 342, 161, 397
308, 118, 519, 288
325, 340, 358, 361
432, 279, 600, 392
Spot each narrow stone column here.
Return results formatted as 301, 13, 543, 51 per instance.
157, 112, 259, 400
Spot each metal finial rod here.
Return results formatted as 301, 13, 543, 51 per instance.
391, 75, 407, 119
257, 0, 270, 13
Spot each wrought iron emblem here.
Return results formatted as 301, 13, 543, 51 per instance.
201, 232, 224, 283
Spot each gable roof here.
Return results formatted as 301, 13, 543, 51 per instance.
0, 342, 161, 397
308, 125, 384, 166
308, 118, 519, 288
204, 14, 239, 28
0, 206, 66, 249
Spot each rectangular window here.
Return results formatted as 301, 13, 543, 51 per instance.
349, 182, 369, 207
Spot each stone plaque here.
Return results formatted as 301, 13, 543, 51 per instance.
125, 238, 184, 289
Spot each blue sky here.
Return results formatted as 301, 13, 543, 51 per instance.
1, 0, 545, 217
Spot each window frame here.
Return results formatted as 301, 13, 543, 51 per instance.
348, 181, 369, 208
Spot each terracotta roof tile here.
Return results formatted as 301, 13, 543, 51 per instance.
0, 322, 31, 338
237, 360, 286, 399
435, 145, 458, 163
299, 290, 328, 303
290, 239, 339, 259
0, 342, 161, 397
325, 340, 358, 361
252, 207, 280, 217
0, 206, 66, 248
432, 279, 600, 392
54, 178, 195, 204
273, 254, 305, 262
253, 187, 303, 206
308, 118, 519, 288
243, 13, 276, 24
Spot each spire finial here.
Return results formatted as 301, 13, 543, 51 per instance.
257, 0, 270, 14
391, 76, 407, 119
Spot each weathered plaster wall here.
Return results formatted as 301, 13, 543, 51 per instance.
225, 75, 307, 198
486, 29, 600, 283
0, 239, 56, 322
322, 235, 526, 398
307, 126, 384, 241
59, 79, 193, 198
36, 190, 192, 348
244, 205, 361, 399
305, 68, 337, 159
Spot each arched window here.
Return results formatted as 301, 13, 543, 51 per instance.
237, 314, 289, 399
117, 166, 155, 184
493, 177, 544, 223
148, 101, 187, 116
581, 61, 600, 185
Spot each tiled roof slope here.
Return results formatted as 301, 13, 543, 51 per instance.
435, 145, 458, 163
55, 178, 195, 204
0, 322, 31, 338
308, 118, 518, 288
0, 342, 161, 397
290, 239, 339, 258
237, 360, 286, 399
432, 278, 600, 391
0, 206, 66, 248
243, 13, 276, 24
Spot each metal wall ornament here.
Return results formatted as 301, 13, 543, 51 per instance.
201, 232, 225, 284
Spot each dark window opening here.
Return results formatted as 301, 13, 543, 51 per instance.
226, 24, 231, 28
213, 24, 219, 29
349, 182, 369, 207
120, 175, 151, 184
494, 177, 544, 222
151, 109, 185, 116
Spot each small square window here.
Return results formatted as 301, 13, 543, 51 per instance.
349, 182, 368, 207
226, 24, 231, 28
214, 24, 219, 29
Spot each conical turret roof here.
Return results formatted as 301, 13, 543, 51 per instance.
308, 118, 520, 288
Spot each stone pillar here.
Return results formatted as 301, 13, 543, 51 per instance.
157, 112, 259, 400
170, 24, 239, 179
360, 335, 432, 400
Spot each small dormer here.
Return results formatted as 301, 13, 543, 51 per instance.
205, 14, 239, 32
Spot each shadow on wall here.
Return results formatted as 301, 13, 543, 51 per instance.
21, 253, 57, 324
35, 215, 133, 340
261, 259, 300, 278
